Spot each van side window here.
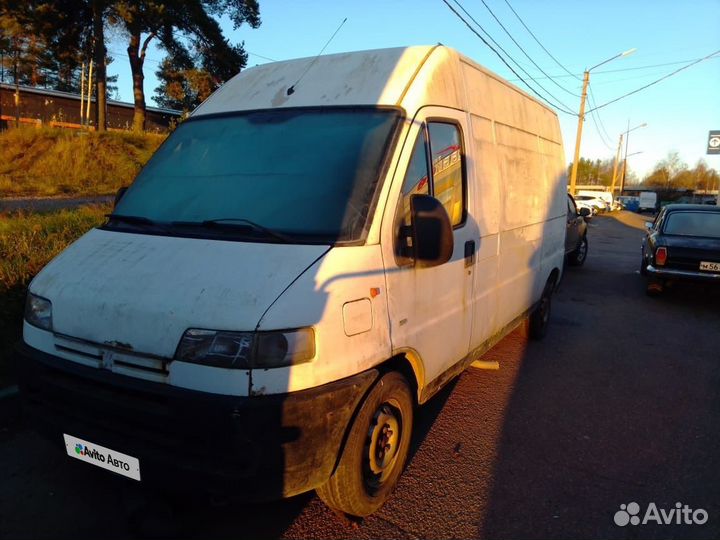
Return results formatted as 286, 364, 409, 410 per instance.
395, 130, 430, 262
428, 122, 465, 227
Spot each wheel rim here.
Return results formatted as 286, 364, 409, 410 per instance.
364, 401, 402, 492
577, 238, 587, 261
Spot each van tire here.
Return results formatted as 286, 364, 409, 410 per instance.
316, 371, 413, 517
529, 280, 554, 340
567, 235, 588, 266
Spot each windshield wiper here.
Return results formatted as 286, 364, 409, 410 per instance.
171, 218, 295, 243
105, 214, 172, 233
106, 214, 156, 225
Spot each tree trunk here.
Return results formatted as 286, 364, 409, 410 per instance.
128, 33, 146, 132
93, 0, 107, 132
13, 43, 19, 128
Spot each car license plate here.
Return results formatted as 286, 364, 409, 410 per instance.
699, 261, 720, 272
63, 434, 141, 481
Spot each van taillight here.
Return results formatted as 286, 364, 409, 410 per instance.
655, 247, 668, 266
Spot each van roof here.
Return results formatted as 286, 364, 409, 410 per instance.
192, 45, 556, 120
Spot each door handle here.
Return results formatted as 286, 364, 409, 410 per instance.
464, 240, 476, 268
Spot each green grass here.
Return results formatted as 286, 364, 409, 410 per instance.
0, 127, 164, 197
0, 204, 110, 387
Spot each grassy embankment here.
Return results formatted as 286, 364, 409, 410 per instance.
0, 127, 164, 197
0, 127, 164, 386
0, 205, 110, 387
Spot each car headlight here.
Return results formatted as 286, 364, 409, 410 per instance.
175, 328, 315, 369
25, 292, 53, 331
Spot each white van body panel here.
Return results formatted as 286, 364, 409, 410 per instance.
249, 245, 390, 395
378, 47, 565, 399
25, 228, 327, 395
193, 47, 436, 115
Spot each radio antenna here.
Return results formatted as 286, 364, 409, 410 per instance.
287, 17, 347, 96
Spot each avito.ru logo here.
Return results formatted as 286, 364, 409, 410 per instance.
614, 502, 708, 526
74, 443, 106, 462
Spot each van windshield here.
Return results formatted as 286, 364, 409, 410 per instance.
111, 108, 401, 243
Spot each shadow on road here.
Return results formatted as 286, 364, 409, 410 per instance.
478, 213, 720, 540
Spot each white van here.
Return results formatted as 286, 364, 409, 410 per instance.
18, 46, 567, 516
639, 191, 658, 213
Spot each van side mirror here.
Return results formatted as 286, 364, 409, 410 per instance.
578, 207, 591, 217
410, 194, 454, 268
114, 187, 128, 208
645, 221, 654, 230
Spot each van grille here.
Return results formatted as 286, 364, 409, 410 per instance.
53, 334, 170, 383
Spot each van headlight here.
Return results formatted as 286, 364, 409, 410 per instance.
175, 328, 315, 369
25, 292, 53, 331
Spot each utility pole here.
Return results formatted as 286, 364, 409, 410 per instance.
610, 133, 624, 195
614, 122, 647, 195
569, 48, 636, 196
13, 41, 19, 128
569, 71, 589, 195
622, 118, 630, 191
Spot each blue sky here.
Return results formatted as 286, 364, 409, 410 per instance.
107, 0, 720, 179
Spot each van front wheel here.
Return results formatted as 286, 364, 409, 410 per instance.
316, 371, 413, 517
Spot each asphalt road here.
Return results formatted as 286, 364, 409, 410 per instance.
0, 196, 112, 213
1, 211, 718, 539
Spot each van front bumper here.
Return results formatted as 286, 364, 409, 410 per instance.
15, 341, 377, 499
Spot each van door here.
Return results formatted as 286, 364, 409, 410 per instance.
382, 107, 475, 385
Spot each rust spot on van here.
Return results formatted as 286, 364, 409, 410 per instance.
104, 340, 134, 351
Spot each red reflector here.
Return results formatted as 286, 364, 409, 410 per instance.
656, 247, 668, 266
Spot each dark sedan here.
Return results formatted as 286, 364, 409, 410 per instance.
641, 204, 720, 295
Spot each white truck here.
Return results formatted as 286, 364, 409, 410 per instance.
18, 46, 567, 516
639, 191, 658, 213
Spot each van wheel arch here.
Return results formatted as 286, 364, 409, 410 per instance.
329, 354, 420, 476
318, 370, 415, 516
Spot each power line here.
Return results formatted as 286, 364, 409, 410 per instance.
441, 0, 577, 116
588, 86, 613, 144
450, 0, 577, 112
507, 56, 720, 82
594, 56, 720, 74
590, 98, 613, 151
589, 70, 686, 87
107, 49, 162, 65
478, 0, 580, 97
502, 0, 580, 81
587, 49, 720, 113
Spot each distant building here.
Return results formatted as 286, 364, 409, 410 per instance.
0, 83, 181, 132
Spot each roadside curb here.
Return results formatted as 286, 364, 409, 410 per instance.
0, 385, 19, 400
